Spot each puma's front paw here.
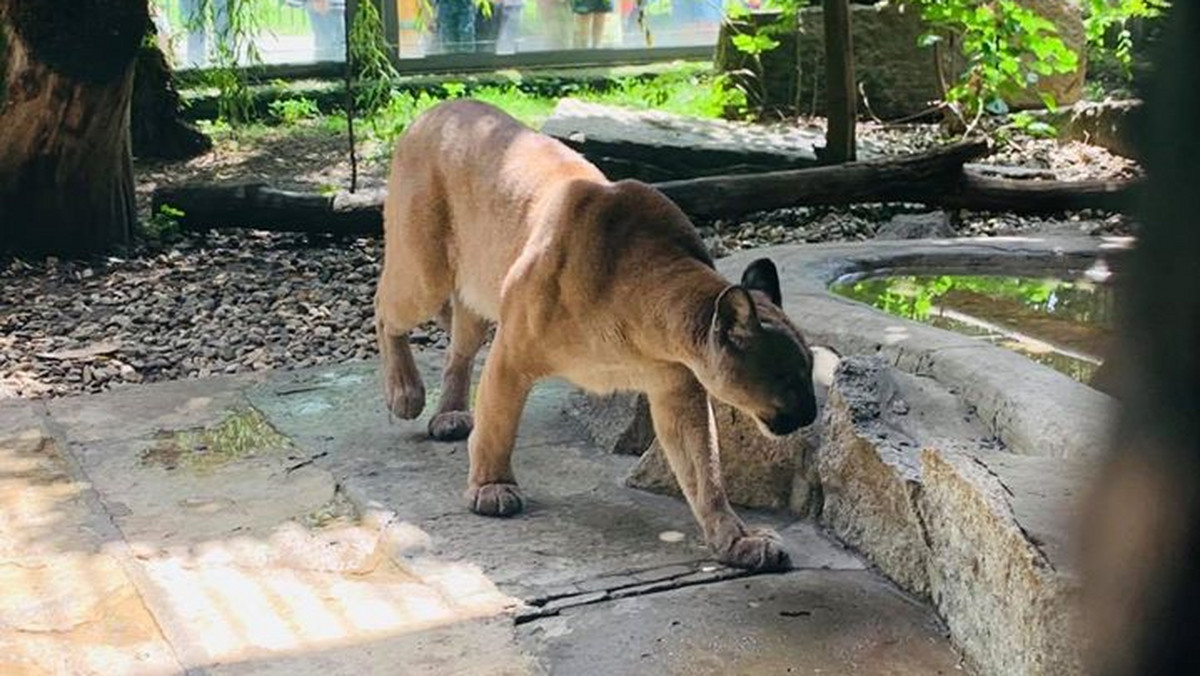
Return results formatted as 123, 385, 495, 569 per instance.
467, 482, 525, 517
384, 378, 425, 420
428, 411, 473, 441
718, 529, 792, 572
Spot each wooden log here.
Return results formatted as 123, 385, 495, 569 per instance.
152, 183, 385, 236
945, 172, 1134, 214
150, 139, 1140, 234
655, 139, 989, 220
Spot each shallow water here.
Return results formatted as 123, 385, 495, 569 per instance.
829, 273, 1114, 385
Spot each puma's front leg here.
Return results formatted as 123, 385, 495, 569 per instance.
647, 372, 791, 572
465, 332, 535, 517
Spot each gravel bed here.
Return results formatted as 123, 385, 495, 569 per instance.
0, 233, 446, 398
1, 118, 1139, 399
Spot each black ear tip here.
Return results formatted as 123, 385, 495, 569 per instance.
749, 258, 778, 273
742, 258, 783, 305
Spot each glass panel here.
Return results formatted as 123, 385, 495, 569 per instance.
151, 0, 346, 68
402, 0, 729, 57
150, 0, 740, 69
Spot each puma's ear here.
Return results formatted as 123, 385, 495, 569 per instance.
741, 258, 782, 307
712, 286, 760, 346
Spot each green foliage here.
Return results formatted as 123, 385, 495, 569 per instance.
267, 96, 321, 125
141, 204, 186, 244
349, 0, 400, 113
1005, 110, 1057, 138
731, 32, 781, 57
191, 0, 267, 124
900, 0, 1078, 130
1084, 0, 1169, 77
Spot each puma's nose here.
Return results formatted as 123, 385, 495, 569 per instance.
766, 411, 804, 436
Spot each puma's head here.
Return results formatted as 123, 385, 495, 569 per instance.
698, 258, 817, 437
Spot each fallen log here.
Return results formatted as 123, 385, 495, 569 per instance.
151, 139, 1140, 234
152, 183, 386, 236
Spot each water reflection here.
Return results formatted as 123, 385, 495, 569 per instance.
830, 273, 1115, 385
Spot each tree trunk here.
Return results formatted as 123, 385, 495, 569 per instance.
1082, 3, 1200, 674
820, 0, 856, 163
0, 0, 148, 257
131, 41, 212, 161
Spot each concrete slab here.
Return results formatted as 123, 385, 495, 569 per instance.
1, 406, 183, 675
246, 360, 864, 598
1, 353, 967, 675
518, 570, 963, 675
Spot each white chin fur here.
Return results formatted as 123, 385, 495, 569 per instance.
753, 416, 784, 440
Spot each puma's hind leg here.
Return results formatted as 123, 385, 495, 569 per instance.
428, 298, 489, 441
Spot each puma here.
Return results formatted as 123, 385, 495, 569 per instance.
375, 100, 817, 571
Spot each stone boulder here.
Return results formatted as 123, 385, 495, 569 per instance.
628, 401, 821, 513
874, 211, 956, 240
540, 98, 823, 182
569, 346, 840, 515
817, 355, 1088, 676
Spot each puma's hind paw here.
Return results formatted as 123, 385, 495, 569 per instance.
467, 482, 525, 518
718, 529, 792, 572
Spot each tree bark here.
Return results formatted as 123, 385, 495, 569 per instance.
152, 183, 386, 236
131, 41, 212, 160
820, 0, 856, 163
0, 0, 148, 257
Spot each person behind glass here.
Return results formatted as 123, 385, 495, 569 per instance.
285, 0, 347, 62
536, 0, 571, 49
433, 0, 478, 53
570, 0, 611, 48
180, 0, 230, 67
474, 0, 525, 54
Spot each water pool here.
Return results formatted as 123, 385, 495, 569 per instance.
829, 272, 1114, 385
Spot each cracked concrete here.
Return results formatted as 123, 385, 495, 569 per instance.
0, 352, 964, 675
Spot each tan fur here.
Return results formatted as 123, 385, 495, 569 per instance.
375, 100, 816, 571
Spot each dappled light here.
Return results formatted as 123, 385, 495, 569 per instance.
1, 424, 517, 674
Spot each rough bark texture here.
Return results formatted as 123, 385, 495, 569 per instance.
1082, 5, 1200, 674
131, 42, 212, 160
820, 0, 856, 163
0, 0, 147, 257
152, 141, 1141, 233
152, 183, 386, 236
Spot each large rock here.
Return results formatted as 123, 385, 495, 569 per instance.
874, 211, 956, 240
566, 390, 654, 456
627, 401, 818, 512
572, 347, 840, 515
540, 98, 823, 181
817, 357, 932, 594
817, 355, 1088, 676
921, 448, 1085, 676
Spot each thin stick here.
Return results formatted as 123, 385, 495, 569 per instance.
344, 1, 359, 193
